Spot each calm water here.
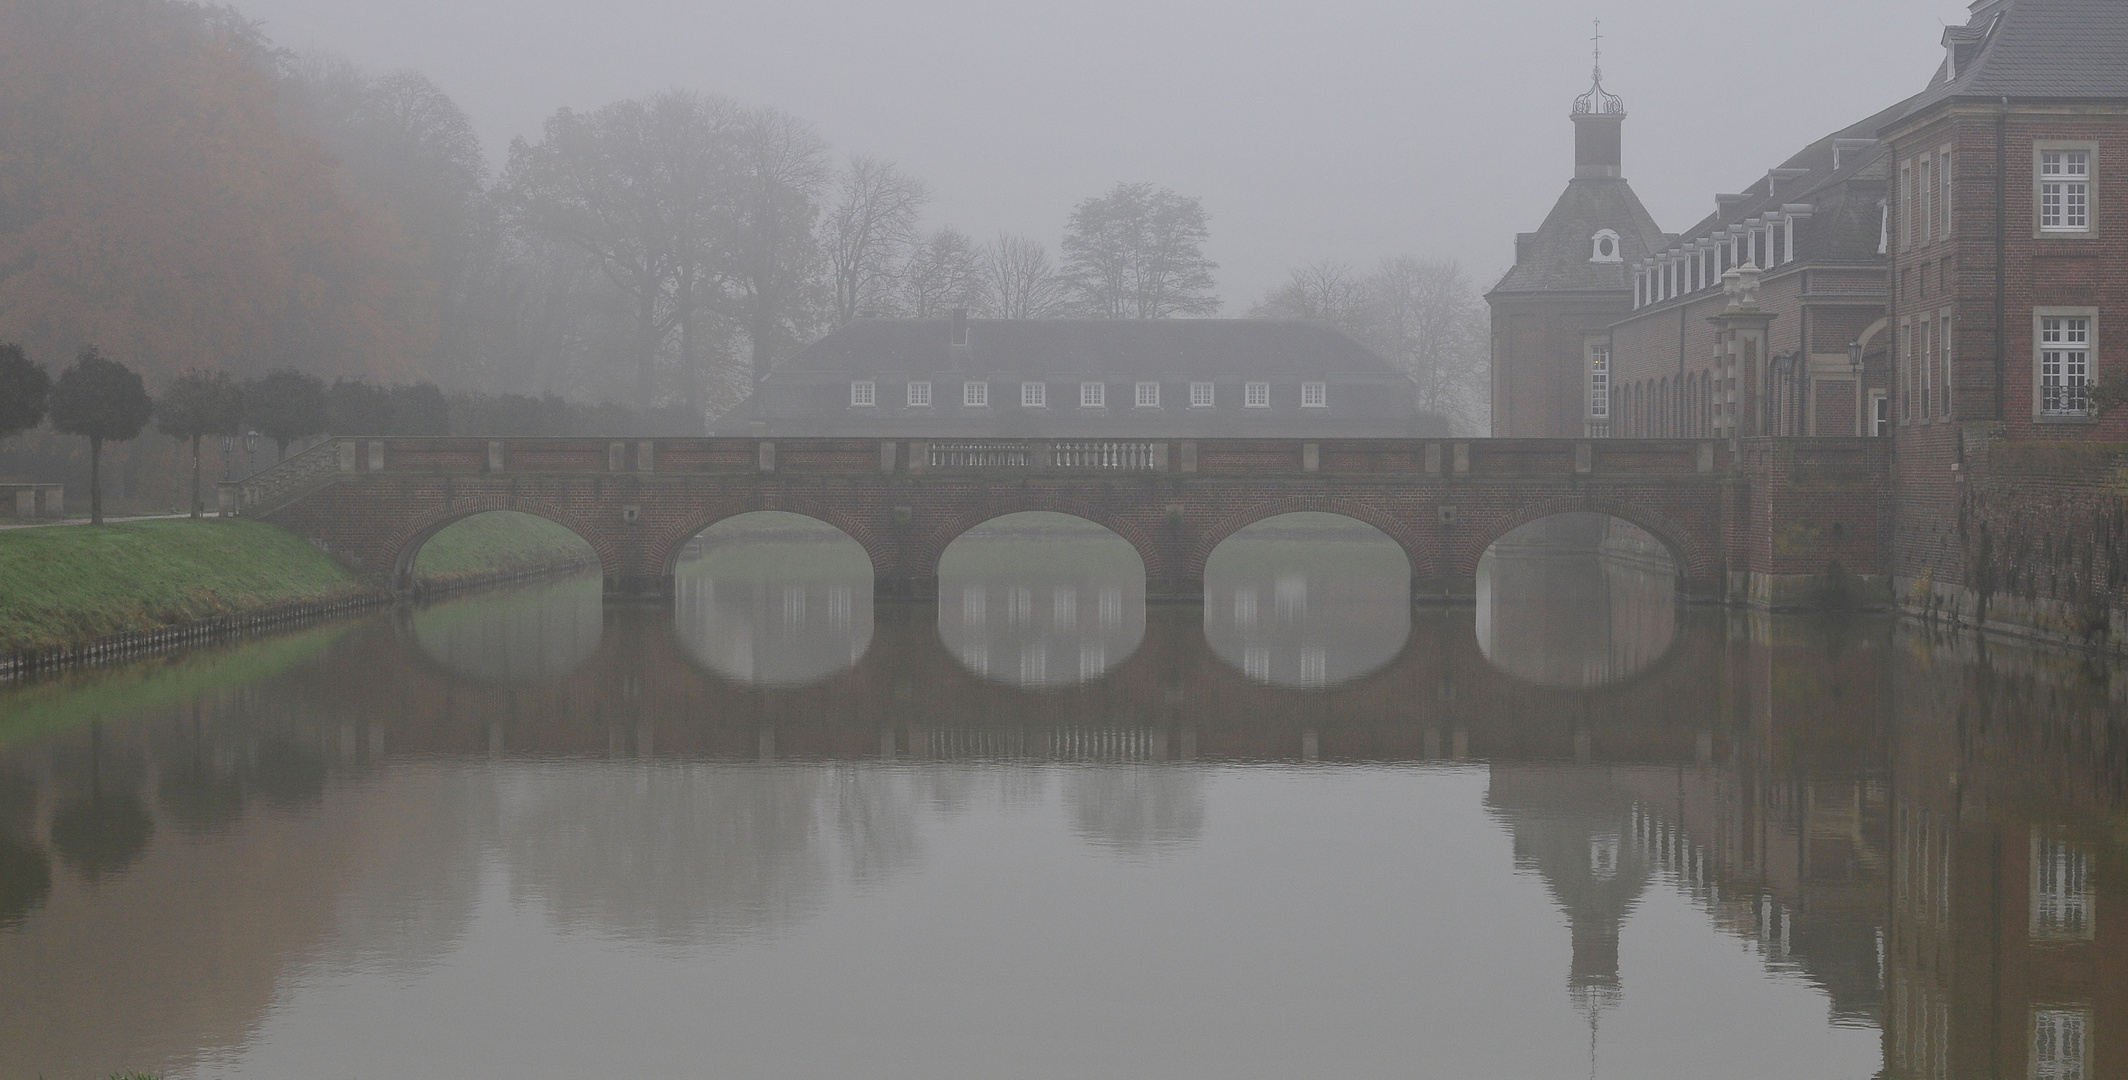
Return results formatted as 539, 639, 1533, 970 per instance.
1, 514, 2122, 1080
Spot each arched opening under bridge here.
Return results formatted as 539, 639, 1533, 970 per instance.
1475, 512, 1678, 688
672, 511, 874, 686
400, 510, 601, 595
936, 512, 1145, 688
1203, 512, 1410, 688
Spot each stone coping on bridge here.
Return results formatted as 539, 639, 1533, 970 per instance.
230, 435, 1891, 613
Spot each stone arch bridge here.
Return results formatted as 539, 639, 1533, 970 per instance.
227, 435, 1890, 608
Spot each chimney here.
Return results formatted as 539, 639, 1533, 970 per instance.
949, 308, 969, 347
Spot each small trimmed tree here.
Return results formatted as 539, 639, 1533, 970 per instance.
244, 368, 328, 461
0, 344, 51, 441
47, 346, 153, 525
155, 370, 245, 518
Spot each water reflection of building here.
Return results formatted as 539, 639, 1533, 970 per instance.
936, 515, 1145, 688
1476, 512, 1675, 688
673, 525, 874, 686
1203, 515, 1410, 688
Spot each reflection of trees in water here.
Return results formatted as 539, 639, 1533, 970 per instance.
1477, 513, 1676, 688
323, 765, 490, 977
411, 573, 605, 685
1064, 766, 1206, 853
0, 766, 49, 926
48, 727, 153, 883
495, 763, 892, 947
1203, 513, 1410, 687
938, 514, 1145, 688
673, 515, 874, 686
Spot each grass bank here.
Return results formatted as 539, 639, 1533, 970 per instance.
0, 512, 597, 656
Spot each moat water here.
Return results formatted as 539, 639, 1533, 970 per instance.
0, 513, 2121, 1079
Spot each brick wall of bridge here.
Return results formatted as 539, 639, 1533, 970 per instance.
246, 436, 1893, 609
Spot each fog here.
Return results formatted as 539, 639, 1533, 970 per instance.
237, 0, 1968, 305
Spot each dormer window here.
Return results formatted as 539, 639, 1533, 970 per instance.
1590, 229, 1622, 263
850, 380, 876, 407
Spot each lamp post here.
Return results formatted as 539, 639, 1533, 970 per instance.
245, 430, 259, 477
220, 435, 235, 481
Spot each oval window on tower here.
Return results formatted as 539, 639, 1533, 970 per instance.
1590, 229, 1622, 263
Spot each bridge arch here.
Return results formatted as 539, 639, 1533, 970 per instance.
1187, 497, 1430, 586
386, 498, 615, 594
653, 502, 885, 586
918, 497, 1164, 587
1457, 499, 1708, 586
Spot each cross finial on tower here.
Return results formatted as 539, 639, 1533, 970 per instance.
1572, 20, 1625, 116
1592, 18, 1603, 78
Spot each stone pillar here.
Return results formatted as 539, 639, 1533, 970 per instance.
1707, 264, 1777, 456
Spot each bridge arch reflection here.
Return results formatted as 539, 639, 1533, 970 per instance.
936, 512, 1146, 688
1476, 512, 1679, 688
672, 511, 874, 686
1203, 512, 1411, 688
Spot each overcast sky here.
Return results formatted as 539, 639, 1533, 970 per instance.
236, 0, 1971, 310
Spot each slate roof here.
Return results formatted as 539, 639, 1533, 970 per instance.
1895, 0, 2128, 123
771, 319, 1403, 380
1653, 96, 1913, 271
1488, 177, 1671, 297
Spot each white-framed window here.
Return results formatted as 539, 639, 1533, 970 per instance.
907, 380, 932, 407
1940, 147, 1954, 240
2039, 147, 2092, 232
849, 380, 876, 407
1900, 322, 1913, 422
1190, 381, 1215, 407
1244, 381, 1270, 408
1589, 344, 1611, 419
1872, 392, 1890, 436
2031, 832, 2094, 940
1079, 381, 1105, 407
2032, 1008, 2090, 1080
1918, 156, 1933, 246
1135, 381, 1160, 407
1300, 381, 1327, 407
1021, 381, 1046, 407
2038, 313, 2093, 417
1920, 317, 1933, 419
963, 380, 988, 407
1940, 314, 1954, 417
1900, 159, 1914, 250
1590, 228, 1621, 263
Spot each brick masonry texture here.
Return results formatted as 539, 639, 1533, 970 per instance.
243, 436, 1888, 607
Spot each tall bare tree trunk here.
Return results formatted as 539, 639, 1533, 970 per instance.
190, 433, 203, 519
88, 437, 103, 525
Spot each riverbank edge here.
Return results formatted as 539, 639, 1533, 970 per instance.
0, 557, 596, 682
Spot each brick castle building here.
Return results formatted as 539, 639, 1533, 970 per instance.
1492, 0, 2128, 644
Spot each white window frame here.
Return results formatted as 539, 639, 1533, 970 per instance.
1900, 321, 1913, 423
2032, 1007, 2090, 1080
1134, 381, 1160, 408
1300, 381, 1327, 408
1940, 145, 1954, 240
1588, 344, 1611, 420
1189, 381, 1215, 407
963, 380, 988, 408
849, 380, 876, 407
1244, 381, 1270, 408
1899, 159, 1914, 250
1020, 381, 1046, 408
1940, 313, 1954, 418
907, 380, 932, 407
2035, 309, 2096, 419
2036, 143, 2095, 235
1917, 155, 1933, 247
1590, 228, 1621, 263
1079, 381, 1105, 408
2030, 831, 2094, 941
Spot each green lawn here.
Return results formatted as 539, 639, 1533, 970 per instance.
0, 512, 598, 654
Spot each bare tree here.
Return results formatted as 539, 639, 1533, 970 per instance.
1061, 182, 1219, 319
825, 157, 928, 325
983, 233, 1067, 319
1368, 257, 1489, 433
1246, 260, 1370, 335
898, 227, 987, 317
721, 105, 831, 399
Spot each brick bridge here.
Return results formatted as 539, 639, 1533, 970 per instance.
226, 435, 1891, 607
